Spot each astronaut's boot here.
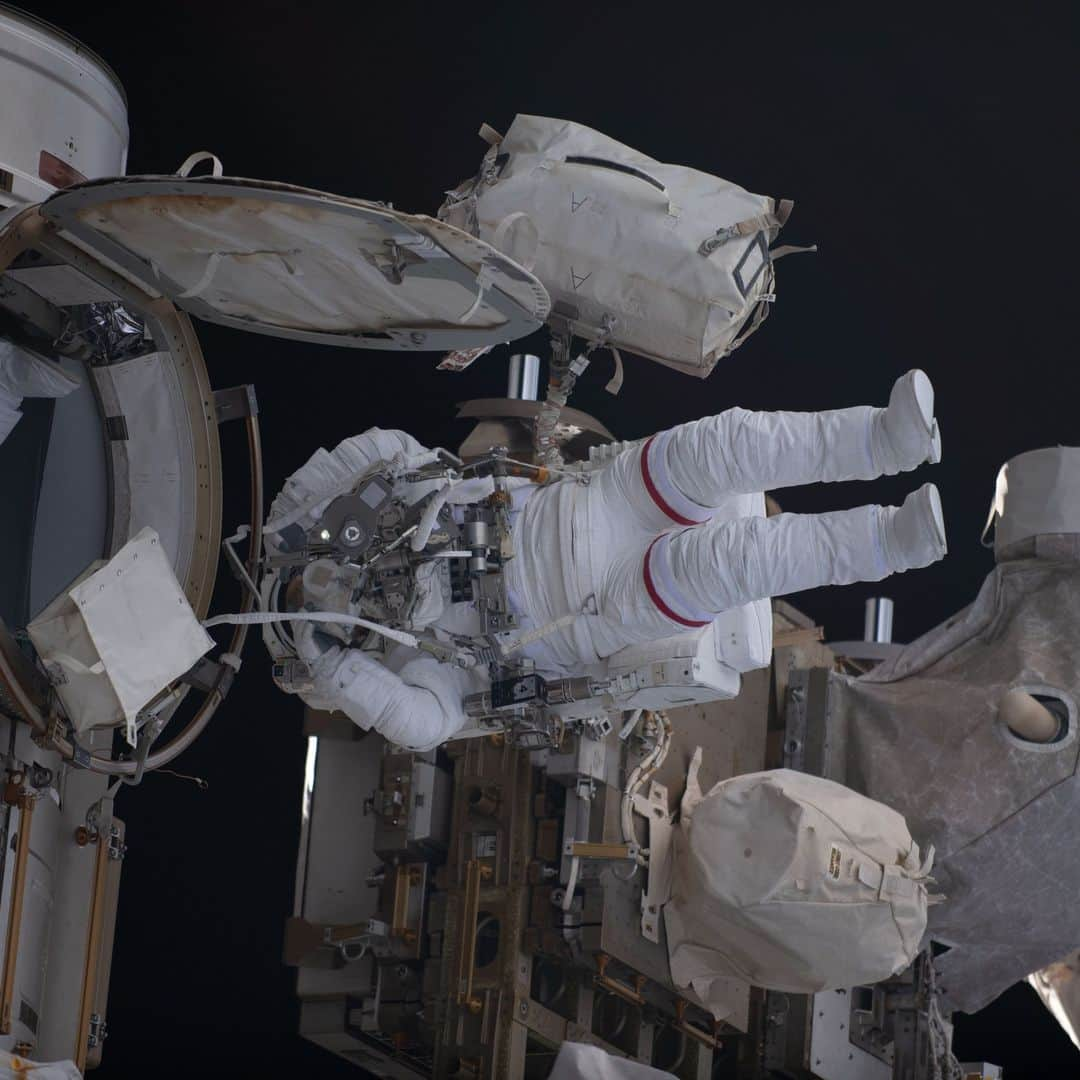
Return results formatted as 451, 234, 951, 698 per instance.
594, 492, 949, 654
869, 369, 941, 476
881, 482, 947, 572
645, 370, 943, 516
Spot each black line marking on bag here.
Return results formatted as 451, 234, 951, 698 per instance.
733, 233, 770, 298
565, 156, 665, 192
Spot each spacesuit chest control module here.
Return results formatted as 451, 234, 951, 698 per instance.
262, 440, 598, 751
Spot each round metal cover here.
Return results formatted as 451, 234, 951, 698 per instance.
41, 175, 551, 351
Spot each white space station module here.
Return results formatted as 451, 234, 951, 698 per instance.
0, 6, 1074, 1080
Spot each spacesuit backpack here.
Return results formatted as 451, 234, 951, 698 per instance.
664, 762, 939, 1011
440, 114, 807, 377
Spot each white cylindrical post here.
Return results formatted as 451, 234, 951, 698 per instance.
507, 354, 540, 401
864, 597, 894, 644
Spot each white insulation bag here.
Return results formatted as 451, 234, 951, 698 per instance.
27, 527, 213, 742
0, 1051, 81, 1079
440, 115, 803, 377
550, 1043, 675, 1079
664, 760, 937, 1010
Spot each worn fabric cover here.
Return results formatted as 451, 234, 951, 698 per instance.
664, 764, 932, 1009
27, 527, 213, 741
441, 114, 791, 376
829, 534, 1080, 1014
64, 182, 551, 341
549, 1042, 675, 1079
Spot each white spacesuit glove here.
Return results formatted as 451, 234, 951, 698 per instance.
294, 622, 469, 750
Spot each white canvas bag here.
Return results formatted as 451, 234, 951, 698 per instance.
664, 759, 937, 1011
441, 115, 805, 377
0, 1051, 81, 1079
27, 527, 214, 743
550, 1043, 675, 1079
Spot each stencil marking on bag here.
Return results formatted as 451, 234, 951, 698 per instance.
827, 844, 842, 880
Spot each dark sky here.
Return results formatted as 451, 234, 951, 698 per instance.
15, 2, 1080, 1076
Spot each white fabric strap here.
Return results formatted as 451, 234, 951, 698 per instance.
202, 610, 422, 650
176, 150, 224, 177
699, 199, 792, 256
176, 250, 223, 299
459, 259, 499, 323
498, 610, 581, 655
492, 211, 538, 271
604, 347, 624, 395
770, 243, 818, 260
857, 860, 885, 890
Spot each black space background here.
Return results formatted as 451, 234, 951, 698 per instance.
12, 3, 1080, 1076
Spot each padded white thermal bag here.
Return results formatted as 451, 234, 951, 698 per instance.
27, 527, 213, 742
440, 114, 802, 377
550, 1043, 675, 1079
664, 761, 937, 1011
0, 1051, 81, 1079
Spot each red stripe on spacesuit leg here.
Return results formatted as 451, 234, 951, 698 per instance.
640, 436, 704, 527
642, 537, 710, 628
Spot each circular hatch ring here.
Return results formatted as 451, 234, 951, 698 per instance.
0, 204, 260, 774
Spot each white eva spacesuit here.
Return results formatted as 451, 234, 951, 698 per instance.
269, 370, 945, 749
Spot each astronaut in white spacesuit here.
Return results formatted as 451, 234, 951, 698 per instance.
270, 370, 944, 750
0, 340, 79, 444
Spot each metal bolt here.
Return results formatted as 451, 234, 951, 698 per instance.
519, 1001, 529, 1016
342, 523, 363, 544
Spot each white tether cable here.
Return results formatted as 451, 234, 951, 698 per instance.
202, 611, 421, 650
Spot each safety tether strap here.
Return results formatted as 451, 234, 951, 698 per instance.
176, 151, 224, 177
699, 197, 794, 256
